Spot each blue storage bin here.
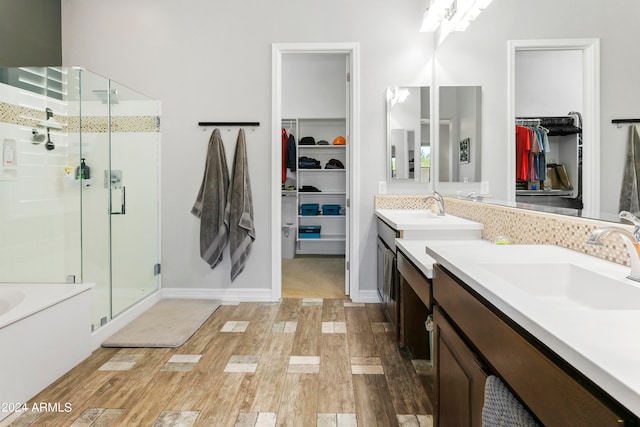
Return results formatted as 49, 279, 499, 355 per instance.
322, 204, 341, 215
299, 225, 321, 238
300, 204, 319, 216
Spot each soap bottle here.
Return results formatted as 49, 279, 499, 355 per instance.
3, 142, 14, 167
76, 158, 90, 180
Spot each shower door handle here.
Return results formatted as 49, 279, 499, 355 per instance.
110, 186, 126, 215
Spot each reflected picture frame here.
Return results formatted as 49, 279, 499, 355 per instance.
459, 138, 470, 164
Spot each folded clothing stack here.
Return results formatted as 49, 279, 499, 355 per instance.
299, 156, 321, 169
325, 158, 344, 169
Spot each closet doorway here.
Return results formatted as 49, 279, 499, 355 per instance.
271, 43, 360, 301
507, 39, 600, 214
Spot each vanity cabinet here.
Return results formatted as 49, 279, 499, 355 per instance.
397, 251, 431, 357
377, 218, 399, 335
397, 250, 435, 403
433, 263, 635, 426
434, 305, 487, 427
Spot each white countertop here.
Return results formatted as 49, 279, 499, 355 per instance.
401, 239, 640, 417
375, 209, 483, 231
395, 239, 437, 279
375, 209, 483, 240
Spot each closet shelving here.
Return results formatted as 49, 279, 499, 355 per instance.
283, 117, 347, 255
515, 115, 582, 209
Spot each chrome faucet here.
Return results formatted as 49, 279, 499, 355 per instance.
585, 211, 640, 282
466, 191, 484, 202
423, 191, 445, 216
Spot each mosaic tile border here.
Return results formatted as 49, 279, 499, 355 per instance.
0, 102, 64, 128
374, 194, 635, 267
0, 101, 159, 133
67, 116, 159, 133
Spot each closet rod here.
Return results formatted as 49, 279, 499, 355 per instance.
515, 118, 541, 124
198, 121, 260, 127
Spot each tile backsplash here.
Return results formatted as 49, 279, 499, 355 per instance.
375, 194, 633, 267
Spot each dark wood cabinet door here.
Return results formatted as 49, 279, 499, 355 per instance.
434, 306, 487, 427
397, 251, 432, 358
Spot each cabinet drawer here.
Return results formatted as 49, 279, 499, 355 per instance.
433, 264, 629, 427
376, 218, 399, 251
397, 251, 432, 311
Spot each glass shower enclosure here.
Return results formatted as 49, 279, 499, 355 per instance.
0, 67, 161, 331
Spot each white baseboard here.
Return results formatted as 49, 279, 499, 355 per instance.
351, 289, 381, 303
161, 287, 274, 302
90, 290, 162, 350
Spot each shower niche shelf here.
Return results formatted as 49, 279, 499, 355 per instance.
63, 176, 95, 187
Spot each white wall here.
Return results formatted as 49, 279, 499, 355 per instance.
515, 50, 583, 117
61, 0, 432, 296
283, 53, 346, 119
433, 0, 640, 217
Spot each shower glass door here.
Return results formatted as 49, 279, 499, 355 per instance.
77, 70, 112, 329
108, 80, 161, 317
78, 70, 161, 330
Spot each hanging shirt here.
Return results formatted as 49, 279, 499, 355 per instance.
538, 127, 550, 181
281, 128, 288, 183
286, 133, 297, 172
529, 128, 541, 181
515, 126, 531, 182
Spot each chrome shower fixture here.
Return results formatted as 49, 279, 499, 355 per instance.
38, 107, 63, 130
31, 129, 46, 143
38, 108, 59, 151
92, 89, 119, 104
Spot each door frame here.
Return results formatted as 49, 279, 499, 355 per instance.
271, 42, 360, 301
506, 38, 600, 214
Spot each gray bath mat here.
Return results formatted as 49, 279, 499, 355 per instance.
102, 299, 221, 348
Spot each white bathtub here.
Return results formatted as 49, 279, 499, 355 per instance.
0, 283, 93, 421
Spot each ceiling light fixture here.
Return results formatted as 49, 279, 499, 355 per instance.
420, 0, 493, 35
386, 87, 411, 108
419, 0, 456, 32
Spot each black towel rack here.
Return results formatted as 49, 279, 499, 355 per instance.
612, 119, 640, 128
198, 121, 260, 127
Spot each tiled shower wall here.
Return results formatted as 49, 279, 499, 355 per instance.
0, 84, 76, 282
375, 194, 634, 267
0, 81, 159, 284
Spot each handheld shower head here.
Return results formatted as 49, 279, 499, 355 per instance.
32, 129, 46, 143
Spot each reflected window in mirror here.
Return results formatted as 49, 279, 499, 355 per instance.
387, 86, 431, 183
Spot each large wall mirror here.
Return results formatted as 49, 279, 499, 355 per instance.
385, 85, 482, 185
438, 86, 482, 183
386, 86, 431, 182
431, 0, 640, 223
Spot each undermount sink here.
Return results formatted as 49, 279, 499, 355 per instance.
479, 261, 640, 310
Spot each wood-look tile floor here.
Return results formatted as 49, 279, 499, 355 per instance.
2, 299, 432, 427
282, 256, 346, 299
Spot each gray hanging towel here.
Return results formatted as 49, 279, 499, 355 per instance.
191, 128, 230, 269
619, 125, 640, 214
383, 247, 395, 299
227, 129, 255, 281
482, 375, 539, 427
